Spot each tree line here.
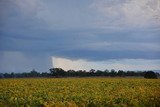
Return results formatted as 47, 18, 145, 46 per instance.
0, 68, 159, 78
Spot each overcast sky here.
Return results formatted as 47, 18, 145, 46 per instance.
0, 0, 160, 73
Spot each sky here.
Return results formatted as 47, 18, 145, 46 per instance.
0, 0, 160, 73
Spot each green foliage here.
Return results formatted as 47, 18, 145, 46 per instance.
49, 68, 66, 77
0, 78, 160, 107
144, 71, 158, 79
1, 68, 159, 78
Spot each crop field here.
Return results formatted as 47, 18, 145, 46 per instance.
0, 78, 160, 107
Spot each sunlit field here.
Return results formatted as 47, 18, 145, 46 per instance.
0, 78, 160, 107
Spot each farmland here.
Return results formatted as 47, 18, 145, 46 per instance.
0, 78, 160, 107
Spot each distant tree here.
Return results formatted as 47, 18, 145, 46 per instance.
144, 71, 157, 79
29, 69, 40, 77
110, 69, 117, 77
104, 69, 109, 72
0, 73, 4, 78
49, 68, 65, 77
136, 71, 144, 76
103, 69, 109, 76
67, 70, 76, 77
76, 70, 87, 77
126, 71, 135, 76
96, 70, 103, 76
117, 70, 125, 77
2, 68, 159, 78
41, 72, 50, 77
11, 72, 15, 78
89, 69, 96, 76
3, 73, 11, 78
89, 69, 95, 73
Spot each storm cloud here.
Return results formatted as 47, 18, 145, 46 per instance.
0, 0, 160, 72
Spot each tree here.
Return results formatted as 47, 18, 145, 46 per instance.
144, 71, 157, 79
0, 73, 4, 78
49, 68, 65, 77
103, 69, 109, 76
110, 69, 117, 77
117, 70, 125, 77
89, 69, 95, 76
96, 70, 103, 76
41, 72, 50, 77
29, 69, 40, 77
67, 70, 76, 77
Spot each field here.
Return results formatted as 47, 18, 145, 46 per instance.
0, 78, 160, 107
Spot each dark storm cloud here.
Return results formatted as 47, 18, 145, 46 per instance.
0, 0, 160, 72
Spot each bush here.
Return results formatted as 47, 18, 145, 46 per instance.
144, 71, 157, 79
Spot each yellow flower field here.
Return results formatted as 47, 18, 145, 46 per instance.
0, 78, 160, 107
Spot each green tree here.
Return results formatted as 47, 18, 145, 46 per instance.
110, 69, 117, 77
117, 70, 125, 77
29, 69, 40, 77
49, 68, 65, 77
144, 71, 157, 79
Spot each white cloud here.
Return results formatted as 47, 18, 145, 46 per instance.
9, 0, 160, 30
52, 57, 88, 71
52, 57, 160, 71
91, 0, 160, 28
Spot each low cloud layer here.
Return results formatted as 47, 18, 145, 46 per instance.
53, 57, 160, 71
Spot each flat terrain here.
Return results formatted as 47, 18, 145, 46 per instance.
0, 78, 160, 107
